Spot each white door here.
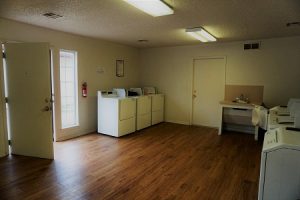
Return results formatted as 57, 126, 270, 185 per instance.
192, 58, 225, 127
4, 43, 54, 159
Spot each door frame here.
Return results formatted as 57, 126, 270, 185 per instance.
190, 56, 227, 126
0, 42, 9, 157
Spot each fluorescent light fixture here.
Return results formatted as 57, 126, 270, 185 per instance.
186, 27, 217, 42
123, 0, 174, 17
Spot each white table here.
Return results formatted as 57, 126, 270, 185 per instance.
219, 101, 258, 140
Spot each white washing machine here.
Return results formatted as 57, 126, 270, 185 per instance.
136, 95, 152, 130
97, 90, 136, 137
150, 94, 164, 125
258, 127, 300, 200
267, 112, 294, 131
268, 101, 300, 131
129, 88, 152, 130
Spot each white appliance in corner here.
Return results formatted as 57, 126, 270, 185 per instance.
150, 94, 165, 125
129, 88, 152, 130
97, 90, 136, 137
258, 127, 300, 200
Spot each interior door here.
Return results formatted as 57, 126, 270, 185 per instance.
192, 58, 225, 127
4, 42, 54, 159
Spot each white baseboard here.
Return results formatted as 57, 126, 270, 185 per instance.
165, 119, 190, 125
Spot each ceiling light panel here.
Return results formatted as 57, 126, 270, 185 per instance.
123, 0, 174, 17
186, 27, 217, 42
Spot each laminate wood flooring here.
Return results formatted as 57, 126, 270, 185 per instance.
0, 123, 262, 200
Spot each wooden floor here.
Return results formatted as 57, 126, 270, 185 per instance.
0, 123, 262, 200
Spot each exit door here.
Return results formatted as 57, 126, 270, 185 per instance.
3, 42, 54, 159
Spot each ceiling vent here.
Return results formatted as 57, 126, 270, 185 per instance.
138, 39, 148, 43
43, 12, 63, 19
244, 42, 260, 50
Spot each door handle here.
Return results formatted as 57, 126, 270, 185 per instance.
193, 94, 197, 98
42, 106, 50, 112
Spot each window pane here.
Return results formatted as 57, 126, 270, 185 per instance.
60, 50, 78, 128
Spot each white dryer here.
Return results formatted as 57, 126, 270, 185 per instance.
258, 127, 300, 200
97, 90, 136, 137
150, 94, 164, 125
136, 95, 152, 130
129, 88, 152, 130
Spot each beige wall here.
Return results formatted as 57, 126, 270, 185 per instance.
140, 36, 300, 125
0, 18, 140, 143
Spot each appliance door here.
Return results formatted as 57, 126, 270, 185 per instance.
137, 96, 151, 115
263, 149, 300, 200
152, 110, 164, 125
152, 94, 164, 112
119, 98, 136, 120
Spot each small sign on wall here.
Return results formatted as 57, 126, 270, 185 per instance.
116, 60, 124, 77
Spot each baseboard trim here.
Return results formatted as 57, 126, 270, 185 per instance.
165, 119, 190, 125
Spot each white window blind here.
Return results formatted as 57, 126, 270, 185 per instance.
60, 50, 79, 129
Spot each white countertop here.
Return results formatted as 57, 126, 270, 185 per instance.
219, 100, 259, 109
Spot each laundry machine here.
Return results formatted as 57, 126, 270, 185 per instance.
97, 90, 136, 137
267, 112, 294, 131
267, 101, 300, 131
258, 127, 300, 200
129, 88, 152, 130
150, 94, 165, 125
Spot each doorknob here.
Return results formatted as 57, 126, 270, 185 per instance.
42, 106, 50, 112
193, 94, 197, 98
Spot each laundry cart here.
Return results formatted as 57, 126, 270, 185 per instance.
97, 91, 136, 137
151, 94, 164, 125
258, 127, 300, 200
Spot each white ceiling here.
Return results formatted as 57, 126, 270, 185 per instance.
0, 0, 299, 48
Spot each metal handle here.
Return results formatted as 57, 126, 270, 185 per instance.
193, 94, 197, 98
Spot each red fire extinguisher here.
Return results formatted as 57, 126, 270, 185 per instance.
82, 82, 87, 97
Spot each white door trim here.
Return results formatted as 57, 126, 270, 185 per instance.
190, 56, 227, 126
0, 42, 9, 157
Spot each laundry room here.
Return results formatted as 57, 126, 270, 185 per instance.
0, 1, 300, 199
